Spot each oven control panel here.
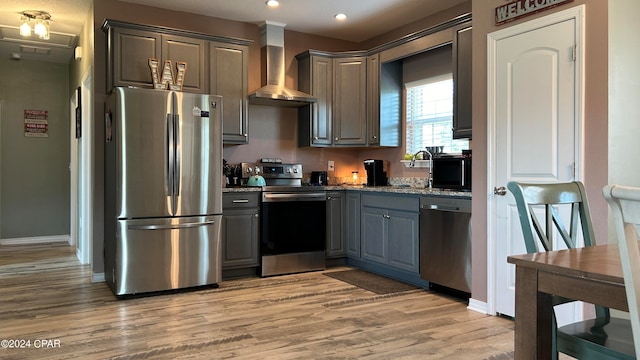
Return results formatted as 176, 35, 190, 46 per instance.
240, 163, 302, 180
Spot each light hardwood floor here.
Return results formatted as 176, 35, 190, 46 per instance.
0, 243, 516, 359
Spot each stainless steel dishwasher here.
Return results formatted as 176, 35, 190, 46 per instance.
419, 196, 472, 295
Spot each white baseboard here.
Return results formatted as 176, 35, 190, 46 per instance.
92, 272, 105, 283
0, 235, 71, 246
467, 298, 488, 314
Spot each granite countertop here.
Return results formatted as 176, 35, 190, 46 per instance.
223, 185, 471, 198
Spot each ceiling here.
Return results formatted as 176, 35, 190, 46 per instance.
0, 0, 467, 64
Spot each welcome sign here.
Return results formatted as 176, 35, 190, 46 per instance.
495, 0, 574, 25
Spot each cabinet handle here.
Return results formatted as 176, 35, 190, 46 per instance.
372, 135, 377, 139
232, 199, 249, 203
314, 136, 318, 140
254, 213, 259, 218
335, 137, 339, 141
244, 133, 248, 137
327, 196, 331, 200
383, 214, 390, 219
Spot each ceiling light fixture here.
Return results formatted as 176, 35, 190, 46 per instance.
19, 10, 51, 40
334, 13, 347, 21
265, 0, 280, 8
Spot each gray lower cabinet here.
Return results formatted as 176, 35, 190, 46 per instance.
345, 192, 361, 258
360, 193, 419, 273
326, 191, 345, 258
221, 193, 260, 269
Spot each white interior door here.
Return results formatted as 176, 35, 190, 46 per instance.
488, 6, 585, 321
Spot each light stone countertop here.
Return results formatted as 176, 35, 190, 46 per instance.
223, 185, 471, 198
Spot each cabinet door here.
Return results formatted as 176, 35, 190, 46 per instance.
221, 208, 259, 269
345, 192, 361, 258
361, 207, 387, 264
298, 54, 333, 147
453, 25, 472, 139
210, 42, 249, 144
367, 53, 380, 146
162, 35, 207, 94
110, 27, 161, 89
326, 192, 345, 258
310, 56, 333, 146
387, 209, 419, 273
333, 57, 367, 146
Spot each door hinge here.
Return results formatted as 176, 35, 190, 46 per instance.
572, 44, 577, 61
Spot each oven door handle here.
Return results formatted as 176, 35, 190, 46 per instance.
262, 193, 327, 202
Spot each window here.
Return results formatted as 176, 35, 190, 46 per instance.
405, 74, 468, 155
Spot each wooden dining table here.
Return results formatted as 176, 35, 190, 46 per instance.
507, 243, 628, 359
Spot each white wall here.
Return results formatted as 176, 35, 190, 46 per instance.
0, 58, 70, 239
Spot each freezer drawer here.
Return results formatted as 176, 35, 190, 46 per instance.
109, 215, 222, 296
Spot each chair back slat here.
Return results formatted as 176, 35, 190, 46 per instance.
508, 181, 595, 253
603, 184, 640, 357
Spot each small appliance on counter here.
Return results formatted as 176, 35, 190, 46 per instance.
310, 171, 328, 186
431, 151, 472, 191
364, 159, 387, 186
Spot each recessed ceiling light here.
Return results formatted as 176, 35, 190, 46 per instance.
266, 0, 279, 8
334, 13, 347, 21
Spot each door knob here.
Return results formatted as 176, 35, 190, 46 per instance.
494, 186, 507, 196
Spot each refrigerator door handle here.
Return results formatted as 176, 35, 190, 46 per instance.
166, 113, 174, 197
127, 220, 216, 231
174, 113, 180, 197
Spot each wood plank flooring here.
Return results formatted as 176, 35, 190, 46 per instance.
0, 243, 516, 359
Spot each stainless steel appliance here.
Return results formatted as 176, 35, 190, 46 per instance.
310, 171, 328, 186
419, 196, 471, 295
104, 87, 223, 296
431, 154, 472, 191
240, 162, 326, 276
363, 159, 387, 186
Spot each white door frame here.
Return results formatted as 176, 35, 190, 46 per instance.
486, 5, 586, 315
71, 68, 93, 266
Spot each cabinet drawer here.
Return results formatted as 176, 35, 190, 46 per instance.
361, 193, 419, 212
223, 193, 260, 208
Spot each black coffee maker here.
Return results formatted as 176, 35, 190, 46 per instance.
363, 159, 387, 186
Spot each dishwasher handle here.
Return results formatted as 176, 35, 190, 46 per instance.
422, 204, 464, 212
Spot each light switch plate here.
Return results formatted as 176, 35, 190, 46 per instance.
328, 160, 335, 171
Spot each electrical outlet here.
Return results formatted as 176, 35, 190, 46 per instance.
328, 160, 335, 172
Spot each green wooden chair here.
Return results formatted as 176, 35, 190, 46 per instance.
507, 181, 635, 360
604, 184, 640, 358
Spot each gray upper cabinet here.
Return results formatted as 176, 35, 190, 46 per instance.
210, 42, 250, 144
366, 54, 380, 146
367, 53, 402, 147
108, 27, 161, 90
103, 20, 252, 144
106, 28, 206, 93
298, 53, 333, 146
162, 35, 207, 94
298, 51, 384, 148
333, 57, 367, 146
452, 23, 472, 139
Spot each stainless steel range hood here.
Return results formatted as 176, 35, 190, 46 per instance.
248, 21, 317, 107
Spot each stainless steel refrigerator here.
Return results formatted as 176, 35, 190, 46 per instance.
104, 87, 223, 296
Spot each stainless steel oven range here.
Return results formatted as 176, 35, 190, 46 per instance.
241, 162, 326, 277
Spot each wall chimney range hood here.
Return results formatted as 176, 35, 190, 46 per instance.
248, 21, 317, 107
